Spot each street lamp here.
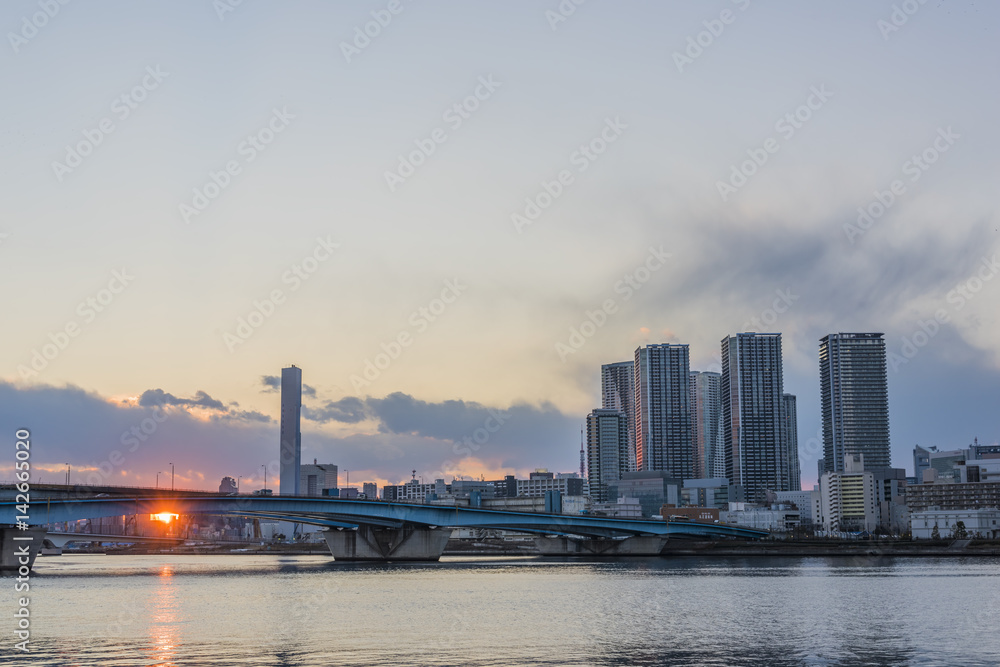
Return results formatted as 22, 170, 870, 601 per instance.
170, 462, 174, 491
65, 463, 70, 486
262, 464, 267, 494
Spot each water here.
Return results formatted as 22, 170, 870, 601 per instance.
7, 554, 1000, 666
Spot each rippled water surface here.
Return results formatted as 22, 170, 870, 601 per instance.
9, 554, 1000, 666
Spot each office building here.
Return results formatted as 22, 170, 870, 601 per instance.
601, 361, 636, 471
721, 333, 787, 500
488, 475, 518, 498
450, 479, 495, 501
516, 471, 586, 498
820, 333, 890, 472
782, 393, 800, 491
362, 482, 378, 499
969, 438, 1000, 460
775, 490, 821, 525
872, 467, 909, 533
383, 479, 451, 503
957, 460, 1000, 483
690, 371, 724, 479
279, 365, 303, 496
914, 445, 933, 481
634, 344, 693, 478
299, 462, 338, 497
586, 408, 630, 503
608, 471, 682, 517
681, 477, 731, 509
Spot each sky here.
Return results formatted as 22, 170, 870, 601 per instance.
1, 0, 998, 493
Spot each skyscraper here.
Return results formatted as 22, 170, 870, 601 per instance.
279, 365, 303, 496
690, 371, 724, 479
721, 333, 786, 500
782, 393, 800, 491
601, 361, 635, 471
586, 408, 629, 503
634, 344, 692, 478
819, 333, 890, 473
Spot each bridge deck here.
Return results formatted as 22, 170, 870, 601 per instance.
1, 496, 768, 540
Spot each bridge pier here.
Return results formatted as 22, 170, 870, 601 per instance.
535, 535, 668, 557
0, 526, 47, 573
323, 525, 452, 561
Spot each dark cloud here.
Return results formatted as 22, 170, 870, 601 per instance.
366, 393, 497, 439
303, 391, 581, 475
139, 389, 225, 410
302, 397, 367, 424
260, 375, 316, 397
136, 388, 272, 425
217, 410, 272, 424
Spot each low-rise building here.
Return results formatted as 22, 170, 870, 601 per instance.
911, 509, 1000, 539
482, 495, 590, 515
660, 505, 720, 523
592, 497, 642, 518
722, 503, 799, 532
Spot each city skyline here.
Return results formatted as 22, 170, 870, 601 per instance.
0, 321, 992, 494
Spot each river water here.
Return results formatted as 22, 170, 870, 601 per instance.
7, 554, 1000, 666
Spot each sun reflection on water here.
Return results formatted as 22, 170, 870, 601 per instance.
146, 564, 180, 666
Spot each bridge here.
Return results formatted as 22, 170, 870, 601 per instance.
0, 494, 767, 570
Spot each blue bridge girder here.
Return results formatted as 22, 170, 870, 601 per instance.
2, 496, 768, 540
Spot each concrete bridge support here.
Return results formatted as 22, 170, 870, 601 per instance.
323, 525, 452, 561
535, 535, 668, 557
0, 526, 47, 573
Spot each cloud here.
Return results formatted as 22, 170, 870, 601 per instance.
139, 388, 225, 410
